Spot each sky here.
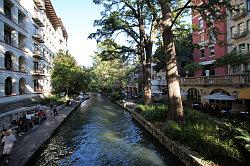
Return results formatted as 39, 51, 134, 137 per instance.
52, 0, 102, 67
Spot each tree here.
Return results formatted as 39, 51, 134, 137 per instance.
90, 53, 135, 92
89, 0, 159, 105
213, 52, 249, 74
184, 62, 203, 76
51, 51, 90, 96
143, 0, 234, 121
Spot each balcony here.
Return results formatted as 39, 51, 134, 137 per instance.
33, 48, 43, 60
233, 8, 247, 20
32, 29, 45, 43
180, 74, 250, 86
33, 0, 46, 10
32, 11, 45, 27
32, 69, 45, 76
232, 30, 248, 40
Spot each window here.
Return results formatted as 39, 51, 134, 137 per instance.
247, 20, 250, 32
247, 0, 250, 11
238, 22, 245, 34
4, 27, 11, 45
34, 61, 39, 71
200, 49, 205, 58
209, 32, 216, 43
231, 26, 236, 38
239, 44, 246, 53
34, 79, 39, 91
198, 19, 204, 29
248, 44, 250, 52
210, 46, 215, 56
4, 1, 11, 20
4, 52, 12, 70
245, 63, 250, 71
200, 33, 204, 42
5, 77, 12, 96
232, 65, 240, 74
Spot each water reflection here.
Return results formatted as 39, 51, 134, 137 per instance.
33, 94, 183, 166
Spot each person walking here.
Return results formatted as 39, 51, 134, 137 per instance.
53, 105, 58, 116
1, 130, 16, 164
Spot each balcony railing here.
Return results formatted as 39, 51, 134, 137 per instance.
32, 11, 45, 27
32, 29, 45, 43
33, 48, 44, 59
233, 30, 248, 40
180, 74, 250, 86
33, 0, 46, 10
233, 8, 247, 20
32, 69, 45, 76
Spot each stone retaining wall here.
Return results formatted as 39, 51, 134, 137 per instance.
0, 95, 42, 113
131, 111, 216, 166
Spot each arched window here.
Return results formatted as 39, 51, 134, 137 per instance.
19, 78, 26, 95
5, 77, 12, 95
4, 51, 13, 70
19, 56, 26, 72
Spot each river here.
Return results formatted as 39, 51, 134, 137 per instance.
32, 94, 183, 166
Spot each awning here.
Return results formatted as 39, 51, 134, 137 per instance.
239, 88, 250, 99
181, 92, 188, 96
203, 92, 236, 100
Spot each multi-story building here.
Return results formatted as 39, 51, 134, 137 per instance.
227, 0, 250, 73
179, 0, 250, 112
192, 0, 227, 76
0, 0, 67, 103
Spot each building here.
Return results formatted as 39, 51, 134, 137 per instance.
0, 0, 67, 103
192, 0, 227, 77
179, 0, 250, 112
227, 0, 250, 73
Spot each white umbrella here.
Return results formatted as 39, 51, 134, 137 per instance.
152, 90, 163, 94
203, 92, 236, 100
181, 92, 188, 96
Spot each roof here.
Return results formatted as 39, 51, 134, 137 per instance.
44, 0, 68, 39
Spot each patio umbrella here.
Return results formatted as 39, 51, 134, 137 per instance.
203, 92, 236, 100
152, 90, 163, 94
181, 92, 188, 96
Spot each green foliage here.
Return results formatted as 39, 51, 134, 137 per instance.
163, 109, 243, 160
235, 128, 250, 153
35, 95, 65, 106
90, 54, 135, 91
184, 62, 204, 73
136, 104, 168, 122
213, 52, 249, 72
51, 51, 91, 95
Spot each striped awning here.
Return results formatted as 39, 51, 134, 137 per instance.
239, 88, 250, 99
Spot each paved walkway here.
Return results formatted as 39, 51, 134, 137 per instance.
0, 102, 81, 166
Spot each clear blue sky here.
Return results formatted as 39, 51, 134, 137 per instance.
52, 0, 102, 67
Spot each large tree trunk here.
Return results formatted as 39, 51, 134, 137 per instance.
138, 1, 151, 105
159, 1, 184, 122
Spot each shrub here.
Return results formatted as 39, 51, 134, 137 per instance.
136, 104, 167, 122
36, 95, 65, 106
163, 109, 243, 161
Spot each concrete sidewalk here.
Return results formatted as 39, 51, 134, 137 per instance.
1, 102, 81, 166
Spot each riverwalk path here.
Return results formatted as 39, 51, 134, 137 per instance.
0, 100, 85, 166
